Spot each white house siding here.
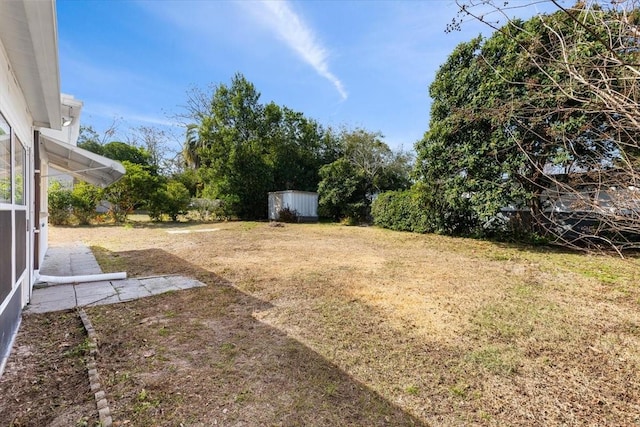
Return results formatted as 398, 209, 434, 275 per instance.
0, 38, 34, 144
0, 1, 124, 378
38, 95, 84, 265
0, 31, 35, 376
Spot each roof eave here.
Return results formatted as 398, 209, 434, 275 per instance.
0, 0, 61, 130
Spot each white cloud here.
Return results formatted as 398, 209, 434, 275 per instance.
85, 101, 179, 128
248, 1, 348, 100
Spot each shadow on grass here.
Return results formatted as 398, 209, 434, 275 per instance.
87, 247, 425, 426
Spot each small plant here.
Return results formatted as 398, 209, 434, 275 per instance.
220, 342, 236, 353
449, 382, 468, 398
325, 382, 338, 396
235, 389, 252, 403
277, 207, 299, 223
75, 416, 89, 427
339, 216, 359, 226
133, 387, 161, 415
405, 385, 419, 395
63, 337, 92, 358
220, 342, 238, 360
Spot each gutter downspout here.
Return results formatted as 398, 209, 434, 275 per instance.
35, 271, 127, 284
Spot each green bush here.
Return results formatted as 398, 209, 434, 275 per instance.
71, 182, 102, 225
147, 181, 191, 222
165, 181, 191, 221
371, 186, 437, 233
318, 158, 368, 222
199, 185, 239, 220
48, 181, 74, 225
103, 161, 158, 222
185, 198, 223, 221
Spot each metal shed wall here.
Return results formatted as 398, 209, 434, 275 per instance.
268, 190, 318, 222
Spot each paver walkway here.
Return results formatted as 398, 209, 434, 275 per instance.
27, 242, 205, 314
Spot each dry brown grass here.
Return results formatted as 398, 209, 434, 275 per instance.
0, 311, 98, 426
11, 220, 640, 425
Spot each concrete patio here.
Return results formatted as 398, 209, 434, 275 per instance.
27, 242, 205, 314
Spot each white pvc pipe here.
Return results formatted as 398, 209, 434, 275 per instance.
37, 272, 127, 284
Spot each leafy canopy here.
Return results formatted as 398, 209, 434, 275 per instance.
318, 128, 411, 222
415, 5, 632, 236
183, 73, 340, 219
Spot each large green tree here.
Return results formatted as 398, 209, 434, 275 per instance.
102, 161, 158, 222
416, 4, 636, 240
73, 124, 195, 223
318, 128, 411, 222
183, 73, 340, 219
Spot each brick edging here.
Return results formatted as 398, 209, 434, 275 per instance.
78, 309, 113, 426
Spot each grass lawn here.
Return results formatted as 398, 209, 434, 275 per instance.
2, 220, 640, 425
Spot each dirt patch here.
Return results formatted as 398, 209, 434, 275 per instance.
0, 311, 98, 426
3, 221, 640, 425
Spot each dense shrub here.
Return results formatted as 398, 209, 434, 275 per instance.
103, 161, 158, 222
172, 168, 201, 197
199, 185, 239, 220
371, 185, 439, 233
49, 181, 103, 225
317, 158, 369, 223
373, 184, 533, 238
186, 198, 235, 221
48, 182, 74, 225
164, 181, 191, 221
147, 181, 191, 221
371, 190, 413, 231
71, 182, 102, 225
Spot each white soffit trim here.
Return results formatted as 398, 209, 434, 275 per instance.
0, 0, 61, 129
41, 136, 125, 187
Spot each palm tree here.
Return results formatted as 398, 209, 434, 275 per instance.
182, 124, 202, 169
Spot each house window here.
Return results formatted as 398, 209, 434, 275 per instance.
0, 114, 10, 204
14, 137, 25, 205
14, 136, 26, 279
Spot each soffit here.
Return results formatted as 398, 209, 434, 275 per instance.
0, 1, 61, 129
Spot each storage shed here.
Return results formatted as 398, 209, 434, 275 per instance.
268, 190, 318, 222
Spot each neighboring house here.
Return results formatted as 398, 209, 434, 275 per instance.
500, 170, 640, 246
540, 171, 640, 216
0, 1, 125, 376
539, 171, 640, 246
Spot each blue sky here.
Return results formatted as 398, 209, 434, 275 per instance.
56, 0, 550, 155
